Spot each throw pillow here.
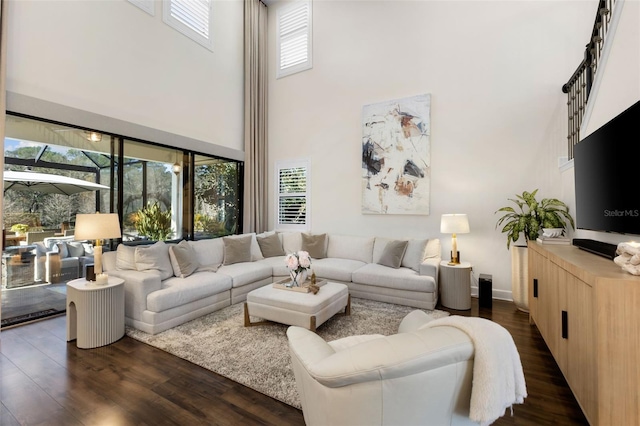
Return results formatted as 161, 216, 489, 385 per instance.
116, 244, 137, 270
67, 241, 85, 258
82, 242, 95, 255
223, 234, 252, 265
257, 232, 285, 258
377, 240, 409, 269
402, 239, 429, 272
168, 240, 200, 278
135, 241, 173, 280
301, 233, 327, 259
56, 242, 69, 258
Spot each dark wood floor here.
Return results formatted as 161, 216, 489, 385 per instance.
0, 298, 588, 425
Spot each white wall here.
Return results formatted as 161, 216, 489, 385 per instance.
267, 0, 598, 300
6, 0, 244, 153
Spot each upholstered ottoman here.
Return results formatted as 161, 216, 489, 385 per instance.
244, 282, 350, 331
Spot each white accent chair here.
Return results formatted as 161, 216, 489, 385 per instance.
287, 310, 478, 426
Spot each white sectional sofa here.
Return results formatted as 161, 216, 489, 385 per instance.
102, 231, 441, 334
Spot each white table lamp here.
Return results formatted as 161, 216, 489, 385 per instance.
441, 214, 470, 265
74, 213, 122, 281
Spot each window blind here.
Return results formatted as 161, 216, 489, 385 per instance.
276, 162, 310, 229
277, 1, 312, 78
169, 0, 210, 38
163, 0, 213, 51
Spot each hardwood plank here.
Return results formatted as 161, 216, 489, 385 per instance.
0, 401, 21, 426
0, 298, 588, 425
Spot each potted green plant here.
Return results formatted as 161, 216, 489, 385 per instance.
495, 189, 575, 248
495, 189, 575, 312
134, 202, 173, 241
10, 223, 30, 236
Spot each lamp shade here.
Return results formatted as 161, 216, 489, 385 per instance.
74, 213, 122, 241
440, 214, 470, 234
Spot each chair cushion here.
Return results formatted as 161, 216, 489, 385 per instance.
217, 261, 272, 288
147, 272, 232, 312
352, 263, 436, 292
311, 258, 366, 282
255, 256, 289, 276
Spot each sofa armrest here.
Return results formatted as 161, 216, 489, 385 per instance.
107, 270, 163, 321
398, 309, 435, 333
287, 326, 337, 369
298, 326, 473, 388
419, 257, 440, 283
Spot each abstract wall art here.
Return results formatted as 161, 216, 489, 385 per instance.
362, 93, 431, 215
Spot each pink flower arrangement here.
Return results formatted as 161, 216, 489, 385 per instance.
285, 251, 311, 286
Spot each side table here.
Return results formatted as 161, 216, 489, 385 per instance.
66, 277, 125, 349
439, 261, 472, 310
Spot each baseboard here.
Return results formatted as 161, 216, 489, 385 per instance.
470, 285, 512, 301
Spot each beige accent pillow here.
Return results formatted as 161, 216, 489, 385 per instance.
377, 240, 409, 269
257, 232, 285, 258
302, 233, 327, 259
402, 239, 429, 272
169, 241, 200, 278
116, 244, 137, 270
135, 241, 173, 280
223, 234, 252, 265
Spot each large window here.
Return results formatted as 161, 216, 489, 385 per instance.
121, 141, 182, 241
276, 0, 312, 79
276, 159, 310, 231
2, 113, 242, 328
193, 155, 241, 238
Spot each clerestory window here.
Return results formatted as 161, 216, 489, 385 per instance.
163, 0, 214, 51
276, 0, 313, 78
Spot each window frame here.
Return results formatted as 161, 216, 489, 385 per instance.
127, 0, 155, 16
276, 0, 313, 79
163, 0, 214, 52
275, 159, 311, 232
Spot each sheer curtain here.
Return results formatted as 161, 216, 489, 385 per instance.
0, 0, 8, 327
243, 0, 268, 233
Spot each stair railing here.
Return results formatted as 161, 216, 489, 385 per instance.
562, 0, 617, 159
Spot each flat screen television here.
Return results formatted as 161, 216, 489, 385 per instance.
573, 100, 640, 236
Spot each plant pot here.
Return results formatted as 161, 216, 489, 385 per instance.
511, 245, 529, 312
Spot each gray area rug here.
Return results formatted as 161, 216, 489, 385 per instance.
126, 298, 449, 408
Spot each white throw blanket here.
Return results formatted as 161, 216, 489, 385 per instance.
424, 316, 527, 425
